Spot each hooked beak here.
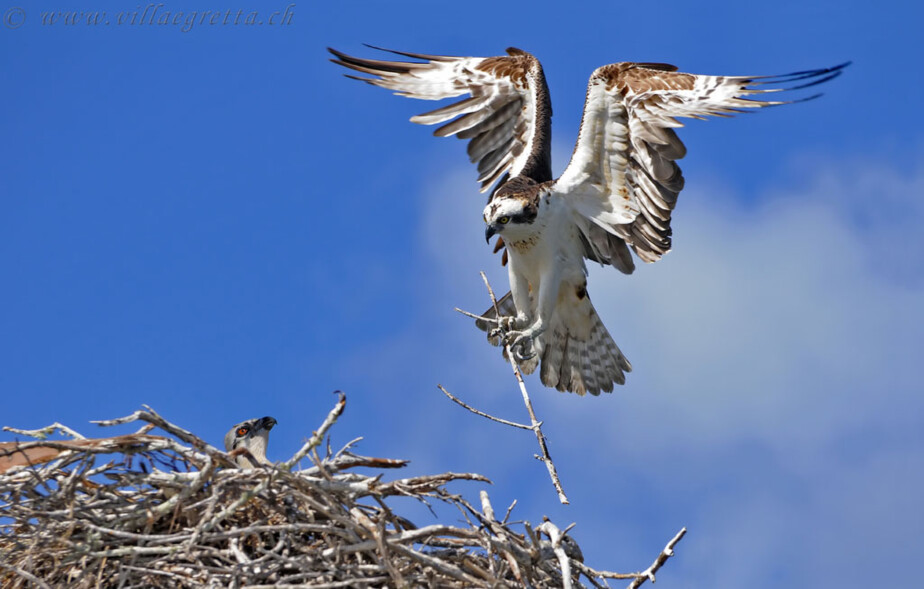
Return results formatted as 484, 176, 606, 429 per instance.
485, 224, 498, 243
257, 416, 277, 431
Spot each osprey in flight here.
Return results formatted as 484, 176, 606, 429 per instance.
330, 46, 846, 395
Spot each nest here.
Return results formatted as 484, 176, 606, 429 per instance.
0, 394, 683, 588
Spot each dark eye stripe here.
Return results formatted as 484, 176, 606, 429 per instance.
509, 211, 537, 224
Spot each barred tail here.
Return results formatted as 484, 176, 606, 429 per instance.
474, 291, 631, 394
539, 302, 631, 396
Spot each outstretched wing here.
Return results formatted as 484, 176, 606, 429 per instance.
555, 61, 849, 263
329, 46, 554, 191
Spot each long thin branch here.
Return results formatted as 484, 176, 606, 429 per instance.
627, 527, 687, 588
480, 271, 569, 504
437, 385, 533, 430
3, 422, 86, 440
91, 406, 234, 467
282, 391, 346, 471
453, 307, 497, 323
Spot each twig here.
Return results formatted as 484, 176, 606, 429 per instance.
537, 520, 574, 589
0, 404, 688, 588
437, 385, 533, 430
480, 271, 569, 504
627, 527, 687, 588
91, 407, 233, 467
479, 490, 495, 521
282, 391, 346, 471
388, 542, 483, 586
94, 406, 209, 450
502, 499, 517, 524
3, 422, 86, 440
0, 561, 53, 589
454, 307, 498, 323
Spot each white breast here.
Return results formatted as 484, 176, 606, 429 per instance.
507, 196, 586, 287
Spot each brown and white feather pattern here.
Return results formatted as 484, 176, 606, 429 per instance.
538, 303, 631, 395
475, 284, 630, 396
556, 61, 848, 262
329, 47, 553, 191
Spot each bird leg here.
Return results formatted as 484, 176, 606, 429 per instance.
502, 268, 558, 362
488, 266, 543, 360
491, 267, 532, 341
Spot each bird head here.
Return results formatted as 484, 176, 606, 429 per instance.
224, 416, 277, 468
483, 180, 540, 243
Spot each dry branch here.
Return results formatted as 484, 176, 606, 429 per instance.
1, 397, 685, 587
448, 271, 569, 503
627, 527, 688, 588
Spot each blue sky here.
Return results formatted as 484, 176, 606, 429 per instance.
2, 1, 922, 586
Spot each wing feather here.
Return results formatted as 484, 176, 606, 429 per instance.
460, 99, 520, 138
555, 60, 849, 263
412, 96, 487, 125
466, 107, 520, 160
329, 46, 554, 192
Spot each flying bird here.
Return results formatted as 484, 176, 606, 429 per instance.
224, 416, 277, 468
329, 46, 847, 395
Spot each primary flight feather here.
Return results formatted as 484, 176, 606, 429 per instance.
330, 46, 847, 395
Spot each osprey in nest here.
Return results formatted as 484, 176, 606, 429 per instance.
330, 46, 847, 395
225, 416, 277, 468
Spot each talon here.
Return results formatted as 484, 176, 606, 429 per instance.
514, 341, 537, 361
506, 331, 537, 362
489, 316, 517, 341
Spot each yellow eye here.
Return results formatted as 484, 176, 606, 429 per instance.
237, 427, 249, 436
498, 216, 510, 224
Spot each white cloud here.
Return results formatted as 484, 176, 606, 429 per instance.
407, 153, 924, 587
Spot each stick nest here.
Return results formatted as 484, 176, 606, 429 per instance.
0, 395, 680, 588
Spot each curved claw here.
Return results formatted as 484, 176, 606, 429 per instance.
489, 315, 521, 346
513, 340, 537, 362
506, 331, 537, 361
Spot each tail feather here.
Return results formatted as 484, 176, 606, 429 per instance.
538, 302, 631, 396
540, 330, 566, 389
558, 336, 575, 392
575, 337, 597, 394
473, 290, 630, 394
